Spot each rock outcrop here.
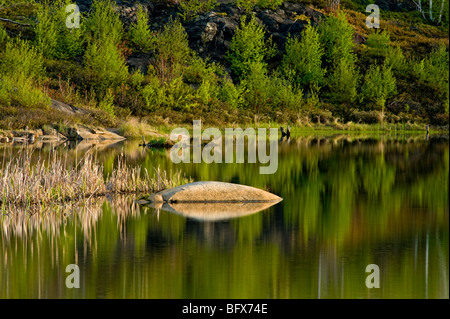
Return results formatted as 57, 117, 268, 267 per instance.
141, 181, 282, 221
146, 181, 283, 203
77, 1, 325, 68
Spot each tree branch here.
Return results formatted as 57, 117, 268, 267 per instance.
0, 17, 31, 26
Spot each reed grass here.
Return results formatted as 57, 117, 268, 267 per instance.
0, 147, 191, 212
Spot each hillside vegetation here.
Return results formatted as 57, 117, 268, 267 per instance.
0, 0, 448, 130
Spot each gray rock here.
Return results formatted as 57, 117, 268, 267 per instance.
51, 99, 87, 115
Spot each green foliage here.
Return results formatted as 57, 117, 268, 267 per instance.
0, 39, 50, 108
362, 64, 396, 113
183, 55, 220, 85
257, 0, 283, 10
414, 44, 449, 113
0, 73, 50, 108
141, 75, 197, 111
130, 69, 145, 91
35, 0, 84, 59
385, 45, 406, 73
319, 11, 355, 65
328, 58, 360, 104
218, 77, 242, 108
84, 38, 129, 93
98, 88, 116, 116
236, 0, 258, 13
415, 44, 449, 89
366, 30, 390, 57
319, 11, 359, 105
85, 0, 123, 45
128, 4, 155, 52
0, 23, 8, 45
281, 24, 326, 90
179, 0, 218, 21
239, 63, 303, 111
153, 18, 192, 82
0, 39, 44, 79
227, 16, 273, 79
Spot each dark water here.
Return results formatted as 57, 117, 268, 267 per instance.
0, 133, 448, 299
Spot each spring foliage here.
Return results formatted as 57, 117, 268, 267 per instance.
128, 4, 155, 52
281, 23, 326, 90
227, 16, 273, 79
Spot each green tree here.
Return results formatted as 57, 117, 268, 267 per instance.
319, 11, 355, 65
227, 16, 273, 80
84, 37, 129, 93
153, 18, 192, 82
85, 0, 123, 46
328, 58, 359, 104
362, 64, 396, 120
319, 11, 359, 104
385, 45, 406, 73
281, 23, 326, 90
366, 30, 390, 57
35, 0, 84, 59
414, 44, 449, 113
0, 39, 50, 108
128, 4, 155, 52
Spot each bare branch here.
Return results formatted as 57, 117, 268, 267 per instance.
0, 17, 31, 26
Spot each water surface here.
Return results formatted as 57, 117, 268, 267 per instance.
0, 133, 448, 298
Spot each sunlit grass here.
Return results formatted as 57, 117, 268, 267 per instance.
0, 147, 192, 213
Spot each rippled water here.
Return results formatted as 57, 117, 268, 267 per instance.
0, 133, 448, 298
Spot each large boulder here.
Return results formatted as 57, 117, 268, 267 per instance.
147, 181, 283, 203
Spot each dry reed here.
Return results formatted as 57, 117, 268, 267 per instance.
0, 147, 191, 212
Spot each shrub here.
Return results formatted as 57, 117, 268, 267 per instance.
179, 0, 218, 21
98, 88, 115, 116
236, 0, 258, 13
257, 0, 283, 10
227, 16, 273, 79
319, 11, 355, 65
35, 0, 84, 59
362, 64, 396, 116
281, 23, 326, 90
239, 63, 303, 112
385, 45, 406, 73
0, 39, 50, 108
0, 74, 50, 109
0, 39, 45, 79
183, 55, 220, 85
153, 18, 192, 82
366, 30, 390, 57
128, 4, 155, 52
328, 57, 360, 104
141, 75, 197, 111
85, 0, 123, 45
350, 109, 383, 124
218, 77, 242, 109
414, 44, 449, 114
84, 37, 129, 93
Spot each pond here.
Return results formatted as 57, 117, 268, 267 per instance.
0, 133, 448, 299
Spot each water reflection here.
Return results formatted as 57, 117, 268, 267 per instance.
0, 133, 448, 298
